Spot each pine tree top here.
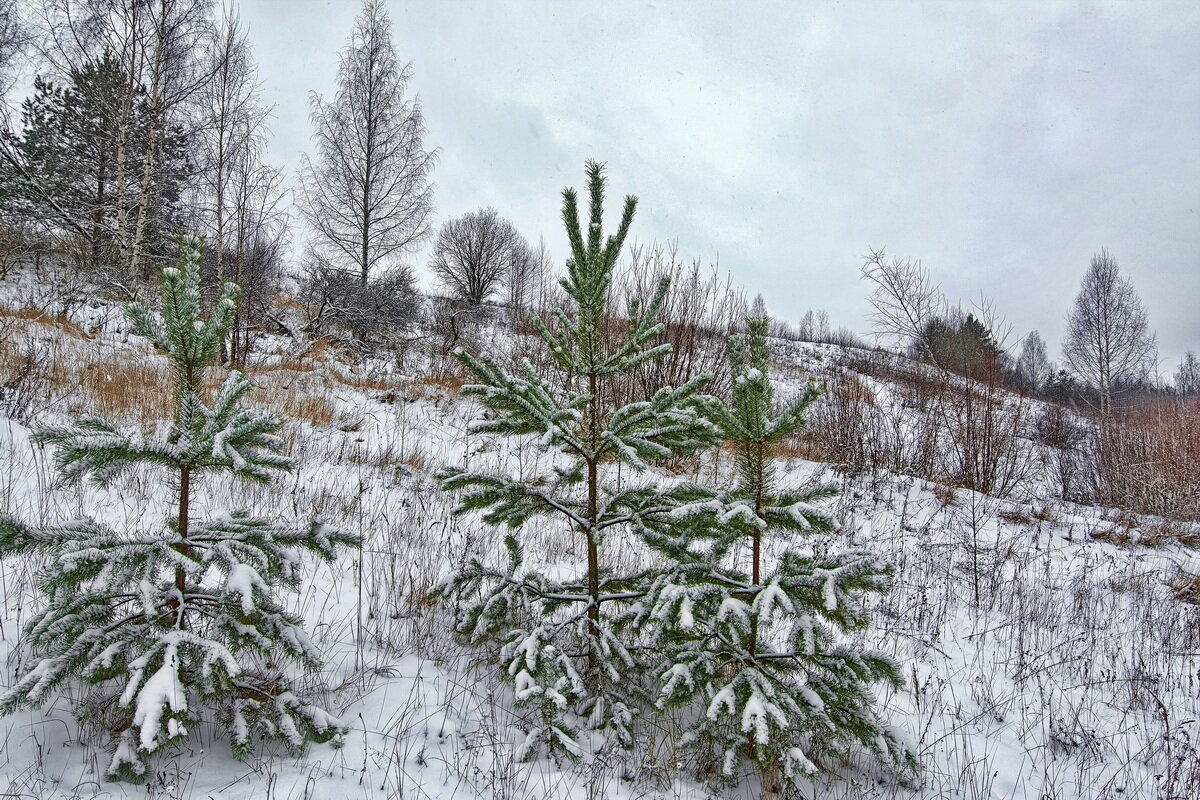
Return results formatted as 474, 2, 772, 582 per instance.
35, 236, 291, 485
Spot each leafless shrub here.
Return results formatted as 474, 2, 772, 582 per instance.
802, 369, 883, 473
1094, 396, 1200, 519
0, 222, 46, 279
0, 331, 49, 423
940, 381, 1031, 498
300, 258, 422, 356
1034, 403, 1089, 502
612, 241, 742, 403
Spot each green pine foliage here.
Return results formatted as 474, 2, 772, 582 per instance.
636, 317, 909, 787
436, 161, 719, 759
0, 236, 356, 781
435, 164, 908, 787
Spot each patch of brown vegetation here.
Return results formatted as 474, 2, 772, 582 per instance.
1032, 505, 1055, 522
932, 483, 959, 507
0, 305, 92, 339
276, 393, 336, 427
346, 442, 426, 471
1168, 571, 1200, 604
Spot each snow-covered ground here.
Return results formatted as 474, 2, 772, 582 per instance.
1, 289, 1198, 799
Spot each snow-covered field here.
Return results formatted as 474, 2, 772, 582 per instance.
1, 291, 1198, 799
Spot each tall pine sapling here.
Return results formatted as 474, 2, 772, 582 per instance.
638, 317, 908, 789
436, 161, 717, 758
0, 236, 356, 781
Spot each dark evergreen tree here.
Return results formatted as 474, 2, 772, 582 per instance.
0, 54, 189, 271
0, 236, 355, 781
912, 312, 1002, 381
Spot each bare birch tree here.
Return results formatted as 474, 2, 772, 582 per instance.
1063, 249, 1157, 416
861, 248, 944, 362
507, 234, 548, 318
198, 6, 268, 286
1015, 330, 1050, 394
299, 0, 435, 287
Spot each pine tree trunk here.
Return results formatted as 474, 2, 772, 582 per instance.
174, 465, 191, 630
749, 442, 764, 657
585, 370, 602, 679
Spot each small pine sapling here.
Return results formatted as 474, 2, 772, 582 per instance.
436, 161, 718, 759
0, 236, 357, 781
637, 316, 909, 789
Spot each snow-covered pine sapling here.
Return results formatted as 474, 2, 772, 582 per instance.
436, 161, 718, 758
0, 236, 357, 782
637, 316, 909, 789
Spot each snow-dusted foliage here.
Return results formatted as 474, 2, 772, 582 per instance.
635, 317, 909, 787
0, 237, 356, 781
436, 161, 719, 758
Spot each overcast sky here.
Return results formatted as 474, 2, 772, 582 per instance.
238, 0, 1200, 371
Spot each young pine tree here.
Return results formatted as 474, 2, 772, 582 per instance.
637, 317, 908, 789
0, 236, 356, 781
436, 161, 717, 758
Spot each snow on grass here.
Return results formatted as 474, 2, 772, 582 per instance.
1, 301, 1198, 798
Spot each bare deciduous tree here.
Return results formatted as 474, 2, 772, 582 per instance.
429, 207, 531, 307
507, 234, 549, 318
1174, 351, 1199, 396
861, 248, 943, 362
0, 0, 28, 98
860, 248, 1030, 496
198, 7, 269, 287
300, 0, 435, 287
1015, 330, 1050, 394
1063, 249, 1156, 416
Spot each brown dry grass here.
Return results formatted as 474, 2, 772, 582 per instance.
346, 443, 426, 471
274, 393, 336, 427
1168, 571, 1200, 604
0, 305, 92, 340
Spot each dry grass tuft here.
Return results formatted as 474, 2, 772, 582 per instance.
276, 393, 336, 427
998, 509, 1032, 525
346, 443, 427, 471
932, 483, 959, 507
0, 304, 92, 339
1167, 570, 1200, 604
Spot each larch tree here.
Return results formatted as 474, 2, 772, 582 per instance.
1063, 249, 1156, 416
0, 236, 356, 781
299, 0, 435, 287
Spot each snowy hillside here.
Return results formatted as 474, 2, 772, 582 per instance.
2, 290, 1199, 800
